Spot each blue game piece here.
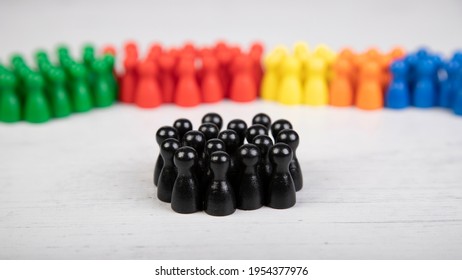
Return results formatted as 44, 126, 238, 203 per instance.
413, 59, 437, 108
386, 60, 410, 109
453, 86, 462, 116
404, 53, 419, 93
439, 60, 461, 108
416, 47, 430, 60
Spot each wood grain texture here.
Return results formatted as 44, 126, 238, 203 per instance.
1, 102, 461, 259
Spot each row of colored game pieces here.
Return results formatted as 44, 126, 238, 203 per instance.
118, 41, 264, 108
262, 42, 462, 116
154, 113, 302, 216
0, 45, 117, 123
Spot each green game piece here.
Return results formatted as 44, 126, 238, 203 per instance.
82, 45, 96, 89
48, 68, 72, 118
24, 73, 50, 124
70, 64, 92, 112
0, 72, 21, 123
103, 54, 118, 99
91, 59, 113, 107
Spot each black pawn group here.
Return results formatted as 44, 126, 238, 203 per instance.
153, 112, 303, 216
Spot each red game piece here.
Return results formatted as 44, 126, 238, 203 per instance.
250, 42, 264, 91
229, 54, 257, 102
201, 55, 223, 103
124, 41, 138, 58
119, 55, 138, 103
134, 60, 162, 108
102, 45, 116, 56
147, 43, 163, 61
174, 57, 201, 107
158, 52, 176, 103
216, 47, 233, 97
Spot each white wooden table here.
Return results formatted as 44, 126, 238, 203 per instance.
1, 101, 461, 259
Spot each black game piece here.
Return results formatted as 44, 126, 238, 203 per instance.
227, 119, 247, 146
252, 135, 273, 189
245, 124, 268, 143
204, 138, 226, 188
204, 151, 236, 216
157, 138, 180, 202
218, 129, 241, 191
270, 119, 293, 140
266, 143, 296, 209
198, 123, 220, 141
182, 130, 207, 189
252, 113, 272, 129
202, 112, 223, 130
276, 129, 303, 191
237, 144, 264, 210
154, 126, 179, 186
171, 147, 202, 213
173, 118, 193, 141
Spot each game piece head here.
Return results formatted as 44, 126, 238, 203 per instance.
264, 53, 282, 69
416, 47, 430, 59
138, 60, 158, 76
0, 72, 17, 88
238, 144, 261, 167
103, 54, 115, 68
416, 59, 435, 76
282, 56, 301, 75
209, 151, 230, 179
176, 57, 195, 75
308, 57, 327, 75
182, 130, 206, 154
269, 143, 293, 168
160, 138, 180, 162
198, 123, 220, 141
49, 68, 66, 83
158, 52, 175, 70
452, 51, 462, 63
232, 54, 252, 72
390, 60, 408, 76
252, 135, 273, 155
360, 62, 381, 80
156, 126, 179, 145
70, 64, 87, 78
174, 146, 197, 170
26, 73, 44, 89
202, 55, 219, 71
173, 118, 193, 140
339, 47, 356, 61
293, 41, 310, 56
365, 47, 381, 60
102, 45, 116, 56
205, 138, 226, 156
333, 59, 352, 75
218, 129, 240, 153
227, 119, 247, 145
92, 59, 107, 73
389, 46, 406, 60
250, 42, 264, 54
446, 60, 461, 75
202, 112, 223, 130
246, 124, 268, 143
271, 119, 293, 139
276, 129, 299, 152
252, 113, 271, 129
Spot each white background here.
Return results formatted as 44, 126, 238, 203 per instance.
1, 0, 462, 260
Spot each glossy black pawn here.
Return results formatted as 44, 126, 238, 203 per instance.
227, 119, 247, 146
204, 138, 226, 191
237, 144, 264, 210
252, 135, 273, 189
276, 129, 303, 191
202, 112, 223, 130
218, 129, 241, 191
204, 151, 236, 216
182, 130, 207, 190
270, 119, 293, 140
173, 118, 193, 141
171, 147, 202, 214
154, 126, 179, 186
157, 138, 180, 202
198, 123, 220, 141
266, 143, 296, 209
245, 124, 268, 143
252, 113, 272, 129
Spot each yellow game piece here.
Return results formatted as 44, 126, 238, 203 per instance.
303, 57, 329, 106
261, 52, 283, 101
313, 44, 337, 83
293, 41, 311, 82
276, 55, 302, 105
